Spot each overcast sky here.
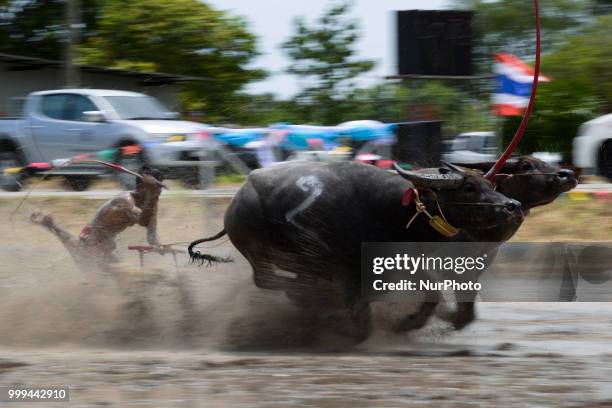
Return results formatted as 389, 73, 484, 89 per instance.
206, 0, 450, 98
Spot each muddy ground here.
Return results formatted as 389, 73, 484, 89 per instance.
0, 195, 611, 407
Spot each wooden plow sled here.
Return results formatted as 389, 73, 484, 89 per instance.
127, 244, 186, 269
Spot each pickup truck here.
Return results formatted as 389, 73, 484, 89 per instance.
573, 113, 612, 180
0, 89, 219, 191
442, 131, 498, 164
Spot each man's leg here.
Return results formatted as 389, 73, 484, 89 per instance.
30, 210, 82, 257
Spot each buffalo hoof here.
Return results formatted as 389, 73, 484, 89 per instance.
451, 310, 476, 330
395, 315, 428, 332
328, 303, 372, 344
395, 302, 438, 333
304, 302, 372, 344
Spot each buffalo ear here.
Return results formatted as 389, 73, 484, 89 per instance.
502, 159, 519, 172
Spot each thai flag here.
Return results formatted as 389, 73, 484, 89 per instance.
492, 52, 550, 116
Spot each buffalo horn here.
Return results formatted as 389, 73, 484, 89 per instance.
440, 160, 467, 173
394, 163, 464, 189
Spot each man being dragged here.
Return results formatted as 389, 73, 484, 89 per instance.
31, 166, 164, 265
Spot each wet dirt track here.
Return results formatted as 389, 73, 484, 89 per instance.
1, 197, 612, 407
4, 304, 612, 407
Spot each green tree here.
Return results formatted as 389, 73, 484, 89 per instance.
455, 0, 591, 72
78, 0, 265, 122
214, 92, 303, 126
541, 14, 612, 113
282, 0, 375, 125
0, 0, 99, 59
0, 0, 265, 122
501, 14, 612, 161
452, 0, 608, 161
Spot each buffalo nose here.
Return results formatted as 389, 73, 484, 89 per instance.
504, 199, 521, 213
557, 169, 574, 179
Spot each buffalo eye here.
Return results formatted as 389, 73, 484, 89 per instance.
520, 162, 532, 171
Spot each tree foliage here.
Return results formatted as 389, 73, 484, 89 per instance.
449, 1, 611, 161
456, 0, 591, 71
0, 0, 265, 122
500, 13, 612, 161
282, 0, 375, 125
541, 15, 612, 113
0, 0, 98, 59
78, 0, 265, 121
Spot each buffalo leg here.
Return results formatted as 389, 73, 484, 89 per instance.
441, 247, 498, 329
437, 275, 480, 330
433, 292, 478, 330
347, 300, 372, 342
395, 286, 443, 333
249, 256, 300, 291
449, 302, 476, 330
395, 301, 439, 332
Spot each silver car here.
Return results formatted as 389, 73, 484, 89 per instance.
0, 89, 220, 190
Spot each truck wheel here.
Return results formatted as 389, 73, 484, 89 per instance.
598, 140, 612, 181
181, 170, 202, 189
64, 176, 92, 192
0, 151, 23, 192
116, 146, 144, 190
181, 167, 215, 189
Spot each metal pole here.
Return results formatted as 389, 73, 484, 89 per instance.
64, 0, 81, 88
198, 146, 214, 189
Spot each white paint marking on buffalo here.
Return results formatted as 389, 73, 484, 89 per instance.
285, 175, 324, 227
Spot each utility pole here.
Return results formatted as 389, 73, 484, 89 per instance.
64, 0, 81, 88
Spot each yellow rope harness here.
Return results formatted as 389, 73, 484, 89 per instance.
404, 188, 460, 238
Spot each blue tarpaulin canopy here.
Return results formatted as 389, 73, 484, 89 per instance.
210, 121, 396, 149
211, 127, 268, 147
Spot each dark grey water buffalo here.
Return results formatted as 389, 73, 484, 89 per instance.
421, 156, 578, 330
189, 161, 522, 340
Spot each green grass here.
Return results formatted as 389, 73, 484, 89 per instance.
215, 173, 247, 185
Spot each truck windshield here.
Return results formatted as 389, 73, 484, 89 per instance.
105, 96, 171, 120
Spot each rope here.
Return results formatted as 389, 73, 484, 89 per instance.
486, 0, 541, 180
404, 189, 441, 229
10, 158, 77, 221
406, 190, 429, 228
10, 157, 165, 220
448, 202, 514, 207
435, 200, 448, 222
497, 173, 559, 177
404, 188, 516, 232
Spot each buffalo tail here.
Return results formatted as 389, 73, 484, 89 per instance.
188, 229, 233, 266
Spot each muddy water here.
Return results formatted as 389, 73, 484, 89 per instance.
3, 303, 612, 407
1, 198, 612, 407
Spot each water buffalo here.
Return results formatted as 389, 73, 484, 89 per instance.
189, 161, 522, 340
422, 156, 578, 330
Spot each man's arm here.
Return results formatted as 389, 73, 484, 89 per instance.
137, 174, 162, 245
145, 205, 161, 246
